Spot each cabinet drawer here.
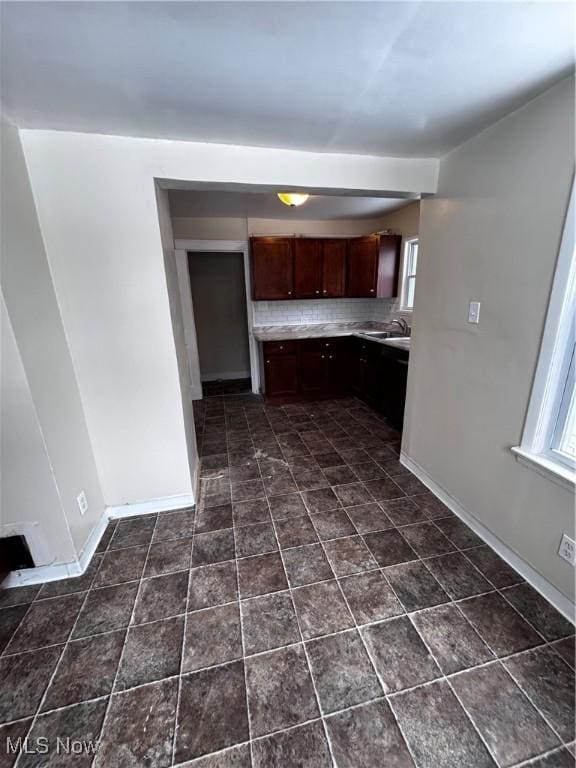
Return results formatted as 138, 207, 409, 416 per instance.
263, 340, 297, 356
300, 337, 348, 353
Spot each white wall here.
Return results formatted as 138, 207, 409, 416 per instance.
404, 76, 575, 601
377, 201, 420, 236
20, 130, 436, 507
1, 121, 105, 560
1, 294, 77, 566
171, 213, 416, 240
189, 252, 251, 381
155, 188, 197, 504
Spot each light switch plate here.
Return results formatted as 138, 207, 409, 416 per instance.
468, 301, 481, 324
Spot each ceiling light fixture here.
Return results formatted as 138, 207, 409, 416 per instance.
277, 192, 309, 208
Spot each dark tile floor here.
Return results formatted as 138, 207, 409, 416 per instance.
0, 395, 574, 767
202, 378, 252, 397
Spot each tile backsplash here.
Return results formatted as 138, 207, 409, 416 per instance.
252, 298, 402, 326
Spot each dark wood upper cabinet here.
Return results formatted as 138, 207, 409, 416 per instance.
321, 239, 347, 298
294, 238, 322, 298
377, 235, 402, 298
251, 234, 400, 301
346, 236, 379, 297
346, 234, 401, 298
250, 237, 294, 300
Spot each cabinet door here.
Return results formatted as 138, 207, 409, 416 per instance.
364, 347, 384, 404
381, 353, 409, 429
294, 239, 322, 298
299, 351, 325, 395
321, 239, 347, 297
324, 350, 349, 393
346, 236, 379, 297
349, 339, 369, 396
376, 235, 402, 298
264, 354, 299, 396
251, 237, 294, 300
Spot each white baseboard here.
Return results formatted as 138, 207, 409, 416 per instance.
106, 493, 195, 519
2, 494, 195, 589
400, 451, 575, 623
78, 511, 110, 572
3, 560, 84, 588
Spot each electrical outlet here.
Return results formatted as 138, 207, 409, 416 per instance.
468, 301, 481, 324
77, 491, 88, 516
558, 534, 576, 566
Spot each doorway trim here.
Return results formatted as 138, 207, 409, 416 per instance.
174, 239, 260, 397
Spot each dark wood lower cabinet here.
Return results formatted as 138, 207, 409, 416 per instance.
263, 350, 299, 397
263, 337, 349, 399
262, 336, 408, 429
379, 346, 409, 428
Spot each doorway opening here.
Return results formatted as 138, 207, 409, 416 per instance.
187, 251, 252, 397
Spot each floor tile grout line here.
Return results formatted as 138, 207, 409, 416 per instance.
258, 455, 340, 768
90, 508, 162, 767
500, 653, 570, 749
403, 609, 505, 768
509, 744, 574, 768
0, 592, 39, 659
0, 565, 562, 660
323, 542, 421, 768
171, 403, 207, 766
305, 510, 425, 767
231, 511, 255, 768
170, 520, 197, 765
1, 566, 564, 663
11, 577, 97, 768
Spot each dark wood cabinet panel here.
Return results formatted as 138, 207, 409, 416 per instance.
251, 237, 294, 300
346, 236, 379, 297
324, 349, 349, 393
349, 338, 371, 397
346, 234, 402, 298
262, 335, 408, 431
377, 235, 402, 298
299, 350, 325, 394
251, 234, 400, 301
380, 347, 409, 429
263, 350, 299, 396
321, 239, 347, 298
294, 239, 322, 298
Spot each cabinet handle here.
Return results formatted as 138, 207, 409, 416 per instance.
321, 355, 325, 359
280, 346, 284, 350
288, 291, 292, 295
315, 290, 320, 294
370, 288, 374, 293
323, 290, 327, 294
329, 355, 333, 360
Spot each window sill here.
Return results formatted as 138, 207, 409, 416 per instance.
511, 446, 575, 492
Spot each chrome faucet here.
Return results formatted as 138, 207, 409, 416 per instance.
389, 318, 410, 336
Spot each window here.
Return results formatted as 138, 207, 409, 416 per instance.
401, 238, 419, 310
512, 182, 575, 488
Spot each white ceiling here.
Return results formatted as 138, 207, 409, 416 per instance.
168, 190, 412, 221
2, 2, 574, 158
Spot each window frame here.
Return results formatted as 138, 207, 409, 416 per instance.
512, 180, 575, 490
399, 236, 419, 312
